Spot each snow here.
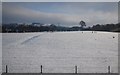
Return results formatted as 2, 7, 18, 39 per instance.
2, 31, 118, 73
0, 33, 2, 74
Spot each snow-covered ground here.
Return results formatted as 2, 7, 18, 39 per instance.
0, 33, 2, 74
2, 31, 118, 73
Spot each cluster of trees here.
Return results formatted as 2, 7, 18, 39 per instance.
91, 23, 120, 32
2, 21, 120, 33
2, 23, 74, 32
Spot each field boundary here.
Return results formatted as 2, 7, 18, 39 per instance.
1, 73, 119, 75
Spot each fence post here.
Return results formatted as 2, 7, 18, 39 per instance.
75, 65, 77, 74
6, 65, 8, 73
108, 66, 110, 73
41, 65, 42, 74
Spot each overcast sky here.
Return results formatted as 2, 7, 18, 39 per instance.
2, 2, 118, 26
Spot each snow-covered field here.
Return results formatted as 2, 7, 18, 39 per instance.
2, 31, 118, 73
0, 33, 2, 74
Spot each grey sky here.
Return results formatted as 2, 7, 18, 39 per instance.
2, 2, 118, 26
2, 0, 120, 2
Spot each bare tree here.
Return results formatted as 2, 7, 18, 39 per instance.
79, 20, 86, 29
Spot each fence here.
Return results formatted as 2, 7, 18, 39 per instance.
4, 65, 112, 74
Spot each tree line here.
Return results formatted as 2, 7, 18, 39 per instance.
2, 21, 120, 33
